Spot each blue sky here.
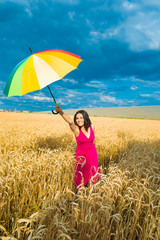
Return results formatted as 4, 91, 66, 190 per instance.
0, 0, 160, 111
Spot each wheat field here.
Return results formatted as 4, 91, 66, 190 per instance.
0, 112, 160, 240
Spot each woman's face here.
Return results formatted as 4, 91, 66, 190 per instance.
76, 113, 84, 127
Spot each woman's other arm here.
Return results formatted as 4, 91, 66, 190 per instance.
55, 105, 79, 135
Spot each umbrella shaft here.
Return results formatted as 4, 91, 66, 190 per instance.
47, 85, 57, 105
29, 47, 33, 54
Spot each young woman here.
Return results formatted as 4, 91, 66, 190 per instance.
56, 105, 100, 189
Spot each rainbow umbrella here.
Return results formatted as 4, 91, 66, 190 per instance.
4, 48, 82, 113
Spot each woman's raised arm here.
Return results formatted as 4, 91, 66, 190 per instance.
55, 105, 79, 135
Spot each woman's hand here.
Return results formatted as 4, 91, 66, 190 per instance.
55, 105, 63, 114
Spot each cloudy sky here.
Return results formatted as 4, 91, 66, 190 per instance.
0, 0, 160, 111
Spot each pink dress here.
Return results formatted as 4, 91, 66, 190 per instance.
74, 125, 100, 188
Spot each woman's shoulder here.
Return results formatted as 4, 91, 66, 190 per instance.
91, 124, 94, 129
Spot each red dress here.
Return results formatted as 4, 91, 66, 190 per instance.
74, 125, 100, 188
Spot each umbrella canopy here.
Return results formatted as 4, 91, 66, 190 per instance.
4, 49, 82, 97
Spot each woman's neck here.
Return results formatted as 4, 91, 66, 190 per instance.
81, 126, 89, 132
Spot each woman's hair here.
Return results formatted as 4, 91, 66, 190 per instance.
74, 110, 91, 131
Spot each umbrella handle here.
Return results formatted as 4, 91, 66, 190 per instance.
52, 110, 59, 115
47, 85, 59, 115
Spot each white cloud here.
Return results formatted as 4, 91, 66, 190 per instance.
130, 76, 145, 82
25, 8, 32, 17
9, 0, 79, 5
87, 92, 100, 97
68, 11, 76, 20
86, 19, 93, 28
140, 93, 160, 100
130, 86, 138, 90
89, 81, 101, 84
123, 1, 137, 10
64, 89, 81, 96
100, 94, 125, 105
56, 98, 69, 106
122, 9, 160, 51
89, 26, 120, 41
28, 96, 51, 102
97, 2, 160, 51
53, 0, 79, 4
0, 96, 10, 99
143, 81, 160, 87
67, 93, 75, 97
0, 81, 6, 87
130, 77, 160, 87
141, 0, 160, 8
88, 2, 160, 51
62, 78, 78, 84
85, 82, 106, 89
140, 94, 151, 97
88, 104, 94, 108
4, 0, 29, 4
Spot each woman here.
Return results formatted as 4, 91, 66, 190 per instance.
56, 105, 100, 189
